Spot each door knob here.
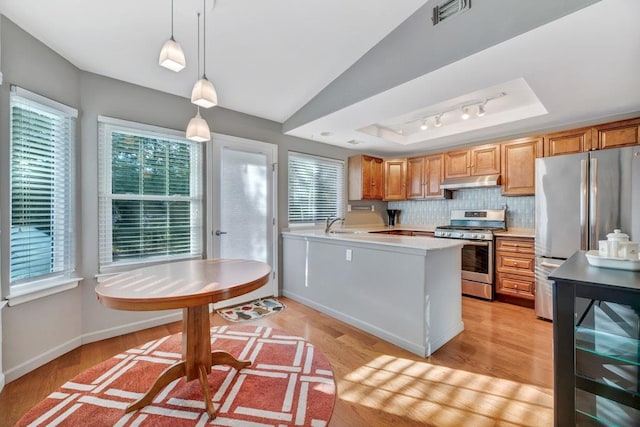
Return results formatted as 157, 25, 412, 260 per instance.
215, 230, 227, 236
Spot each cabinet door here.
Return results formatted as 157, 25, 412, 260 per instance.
406, 156, 425, 199
594, 117, 640, 150
383, 159, 407, 201
544, 128, 592, 156
470, 144, 501, 176
425, 154, 450, 198
361, 156, 374, 199
444, 150, 470, 178
370, 157, 384, 199
501, 137, 542, 196
361, 155, 383, 199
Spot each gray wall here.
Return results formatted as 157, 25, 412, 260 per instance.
0, 15, 360, 381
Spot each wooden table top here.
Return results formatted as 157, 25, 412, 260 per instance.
96, 259, 271, 311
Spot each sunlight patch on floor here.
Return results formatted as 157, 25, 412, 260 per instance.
339, 354, 553, 426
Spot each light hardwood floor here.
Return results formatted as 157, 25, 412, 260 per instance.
0, 296, 553, 426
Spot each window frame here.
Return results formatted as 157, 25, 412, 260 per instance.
287, 151, 345, 226
98, 116, 204, 273
6, 86, 80, 304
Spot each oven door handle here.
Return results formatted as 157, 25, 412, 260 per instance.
462, 241, 490, 247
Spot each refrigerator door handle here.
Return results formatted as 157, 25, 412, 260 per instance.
540, 261, 562, 269
589, 158, 598, 249
580, 159, 589, 250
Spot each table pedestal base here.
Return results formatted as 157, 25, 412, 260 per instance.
125, 351, 251, 419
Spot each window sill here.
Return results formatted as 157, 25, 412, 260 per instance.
98, 255, 201, 279
6, 276, 83, 306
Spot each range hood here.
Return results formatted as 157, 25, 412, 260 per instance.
440, 174, 501, 190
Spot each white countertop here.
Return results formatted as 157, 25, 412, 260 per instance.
282, 227, 464, 251
494, 228, 535, 238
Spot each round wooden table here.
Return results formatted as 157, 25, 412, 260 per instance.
95, 259, 271, 419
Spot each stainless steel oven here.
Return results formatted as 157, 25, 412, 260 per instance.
435, 209, 506, 301
461, 240, 493, 283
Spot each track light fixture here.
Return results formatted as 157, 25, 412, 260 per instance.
159, 0, 186, 72
411, 92, 506, 133
477, 103, 486, 117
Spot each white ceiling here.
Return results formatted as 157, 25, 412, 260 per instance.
1, 0, 639, 155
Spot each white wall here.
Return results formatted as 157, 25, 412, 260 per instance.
0, 15, 360, 383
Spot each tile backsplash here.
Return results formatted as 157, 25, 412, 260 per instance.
388, 187, 534, 229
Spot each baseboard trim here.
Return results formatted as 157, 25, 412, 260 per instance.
282, 290, 427, 356
4, 336, 82, 383
0, 372, 5, 393
81, 312, 182, 345
4, 312, 182, 384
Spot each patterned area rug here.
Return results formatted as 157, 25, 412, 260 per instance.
17, 325, 335, 426
217, 297, 286, 322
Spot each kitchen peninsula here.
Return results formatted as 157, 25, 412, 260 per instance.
281, 229, 464, 357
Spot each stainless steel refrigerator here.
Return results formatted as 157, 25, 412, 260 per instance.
534, 146, 640, 320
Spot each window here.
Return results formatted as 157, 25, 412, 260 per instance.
98, 118, 203, 270
9, 87, 77, 290
288, 152, 344, 223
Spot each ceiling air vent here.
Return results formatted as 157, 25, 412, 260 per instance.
432, 0, 471, 26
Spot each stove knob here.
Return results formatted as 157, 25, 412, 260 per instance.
479, 234, 485, 239
472, 233, 478, 239
445, 232, 451, 237
455, 232, 462, 238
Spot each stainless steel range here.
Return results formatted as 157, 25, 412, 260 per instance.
435, 209, 506, 300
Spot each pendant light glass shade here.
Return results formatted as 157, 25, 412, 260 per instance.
159, 37, 186, 72
191, 75, 218, 108
159, 0, 185, 72
186, 108, 211, 142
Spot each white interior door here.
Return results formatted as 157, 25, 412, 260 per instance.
208, 134, 277, 308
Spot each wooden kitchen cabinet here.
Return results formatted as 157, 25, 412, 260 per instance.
501, 137, 542, 196
383, 158, 407, 201
407, 154, 451, 199
444, 144, 500, 179
495, 236, 535, 306
543, 127, 592, 156
348, 154, 383, 200
592, 117, 640, 150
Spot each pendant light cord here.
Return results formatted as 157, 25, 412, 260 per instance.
196, 13, 201, 77
170, 0, 174, 37
203, 0, 207, 79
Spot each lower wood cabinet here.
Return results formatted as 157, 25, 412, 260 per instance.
495, 236, 535, 305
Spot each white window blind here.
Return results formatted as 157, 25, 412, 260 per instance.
288, 152, 344, 223
9, 87, 77, 287
98, 118, 203, 269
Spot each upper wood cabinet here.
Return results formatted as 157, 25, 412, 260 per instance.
407, 154, 452, 200
501, 137, 543, 196
406, 156, 426, 199
444, 144, 500, 179
543, 118, 640, 156
383, 158, 407, 201
348, 154, 383, 200
593, 117, 640, 150
543, 127, 592, 157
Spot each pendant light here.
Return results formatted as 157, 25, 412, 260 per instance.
159, 0, 186, 72
191, 0, 218, 108
186, 13, 211, 142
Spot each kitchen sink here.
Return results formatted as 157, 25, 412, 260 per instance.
328, 229, 366, 234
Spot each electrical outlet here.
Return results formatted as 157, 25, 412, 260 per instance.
345, 249, 352, 261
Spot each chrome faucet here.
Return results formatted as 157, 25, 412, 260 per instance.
325, 216, 344, 233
